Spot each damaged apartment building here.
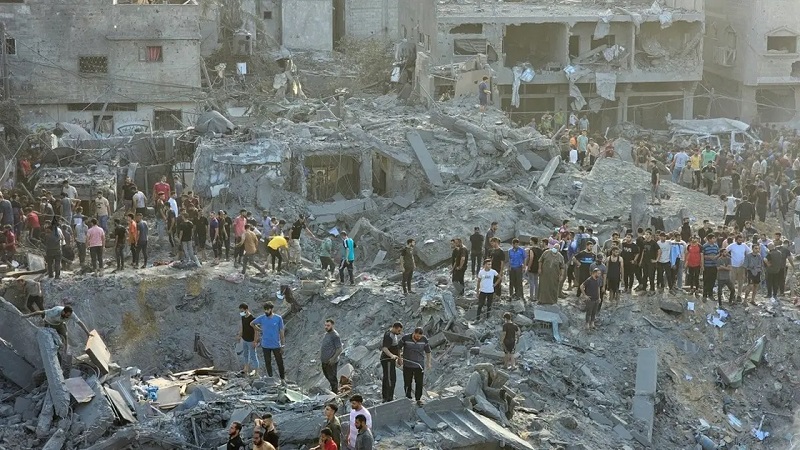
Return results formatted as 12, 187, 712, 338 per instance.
701, 0, 800, 125
1, 0, 216, 133
400, 0, 705, 130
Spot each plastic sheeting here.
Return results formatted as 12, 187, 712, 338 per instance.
595, 72, 617, 101
646, 1, 673, 29
593, 10, 613, 39
511, 65, 535, 108
569, 83, 586, 111
194, 110, 234, 135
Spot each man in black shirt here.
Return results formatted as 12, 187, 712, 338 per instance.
237, 303, 258, 376
638, 233, 658, 293
484, 222, 498, 257
525, 237, 544, 301
582, 268, 602, 330
573, 241, 597, 297
226, 422, 246, 450
698, 220, 712, 243
255, 414, 280, 449
289, 215, 311, 266
469, 227, 484, 278
735, 196, 755, 232
380, 322, 403, 403
178, 213, 197, 264
220, 210, 232, 261
489, 237, 505, 298
113, 218, 127, 271
620, 233, 639, 292
451, 238, 469, 296
193, 214, 209, 261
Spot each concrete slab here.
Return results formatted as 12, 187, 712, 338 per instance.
37, 328, 70, 418
0, 338, 36, 391
631, 395, 654, 438
74, 376, 114, 442
36, 393, 54, 438
516, 154, 532, 171
27, 254, 46, 272
614, 423, 633, 440
65, 377, 95, 403
479, 346, 505, 361
634, 348, 658, 396
370, 398, 415, 429
85, 331, 112, 375
228, 408, 254, 428
407, 130, 444, 187
104, 386, 137, 424
533, 307, 564, 324
589, 409, 614, 426
522, 151, 549, 170
0, 297, 42, 369
392, 193, 415, 208
41, 427, 68, 450
371, 250, 387, 266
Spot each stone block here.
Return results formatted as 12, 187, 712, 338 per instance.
428, 332, 447, 349
514, 314, 533, 327
0, 298, 42, 369
0, 339, 36, 391
85, 331, 112, 375
407, 130, 443, 186
589, 409, 613, 426
659, 300, 684, 314
37, 328, 69, 418
614, 424, 633, 440
634, 348, 658, 396
370, 398, 415, 429
517, 154, 532, 171
479, 346, 505, 361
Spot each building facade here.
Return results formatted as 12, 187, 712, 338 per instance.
400, 0, 705, 130
2, 0, 208, 134
702, 0, 800, 124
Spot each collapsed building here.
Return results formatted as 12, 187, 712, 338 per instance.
400, 0, 704, 129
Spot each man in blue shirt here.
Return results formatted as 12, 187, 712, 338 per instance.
701, 234, 719, 303
251, 302, 286, 382
507, 239, 526, 301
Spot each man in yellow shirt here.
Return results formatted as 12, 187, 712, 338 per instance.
267, 233, 288, 272
689, 148, 702, 190
239, 224, 266, 276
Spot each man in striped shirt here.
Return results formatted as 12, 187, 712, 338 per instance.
701, 234, 719, 303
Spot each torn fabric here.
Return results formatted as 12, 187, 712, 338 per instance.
569, 83, 586, 111
595, 72, 617, 101
512, 66, 522, 108
593, 10, 612, 39
588, 97, 604, 113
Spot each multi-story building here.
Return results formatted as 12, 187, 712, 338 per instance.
702, 0, 800, 124
400, 0, 705, 129
1, 0, 209, 133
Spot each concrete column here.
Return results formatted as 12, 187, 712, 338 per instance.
359, 152, 374, 197
618, 95, 628, 123
740, 85, 757, 122
683, 86, 695, 119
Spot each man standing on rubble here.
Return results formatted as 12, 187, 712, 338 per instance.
507, 238, 525, 301
87, 218, 105, 276
400, 239, 416, 295
0, 192, 12, 230
252, 302, 286, 383
178, 212, 198, 266
135, 213, 149, 269
94, 191, 110, 233
469, 227, 483, 279
346, 396, 371, 450
339, 231, 355, 285
112, 218, 126, 271
132, 186, 147, 217
354, 414, 373, 450
320, 318, 343, 393
61, 179, 78, 200
17, 278, 43, 312
310, 404, 341, 450
233, 210, 247, 267
380, 322, 403, 402
236, 303, 259, 377
23, 305, 91, 350
489, 237, 505, 298
399, 327, 431, 406
537, 244, 564, 305
525, 237, 544, 302
483, 222, 498, 259
152, 175, 170, 206
319, 232, 335, 280
451, 238, 468, 297
701, 234, 720, 303
289, 215, 312, 267
478, 76, 490, 113
573, 241, 597, 298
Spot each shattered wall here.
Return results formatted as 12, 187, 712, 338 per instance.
282, 0, 333, 51
344, 0, 398, 40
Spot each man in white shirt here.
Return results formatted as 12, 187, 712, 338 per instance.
475, 259, 499, 322
671, 149, 689, 184
346, 395, 371, 450
61, 180, 78, 199
23, 305, 91, 349
94, 191, 110, 233
722, 195, 738, 226
726, 234, 751, 303
569, 147, 579, 165
132, 188, 147, 216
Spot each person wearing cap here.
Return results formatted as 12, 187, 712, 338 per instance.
581, 268, 602, 330
289, 215, 312, 267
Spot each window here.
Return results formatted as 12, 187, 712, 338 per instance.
4, 38, 14, 56
79, 56, 108, 74
449, 23, 483, 34
93, 115, 114, 135
263, 10, 272, 19
67, 103, 136, 112
454, 38, 486, 56
153, 110, 183, 131
145, 46, 162, 62
569, 36, 580, 58
767, 36, 797, 53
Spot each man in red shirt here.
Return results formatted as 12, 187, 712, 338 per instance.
152, 175, 171, 206
317, 428, 338, 450
24, 207, 41, 242
232, 210, 247, 267
1, 224, 15, 263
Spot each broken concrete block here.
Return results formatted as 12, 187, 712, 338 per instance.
41, 426, 68, 450
465, 372, 483, 397
85, 331, 112, 375
74, 376, 114, 443
37, 328, 70, 418
523, 151, 549, 171
614, 423, 633, 440
0, 297, 42, 369
516, 154, 532, 171
634, 349, 658, 396
65, 377, 95, 403
479, 346, 505, 361
407, 130, 443, 186
428, 332, 447, 349
631, 396, 654, 439
589, 409, 614, 427
370, 398, 415, 429
27, 254, 46, 272
511, 300, 526, 314
36, 393, 54, 438
659, 300, 684, 314
0, 338, 36, 391
514, 314, 533, 327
